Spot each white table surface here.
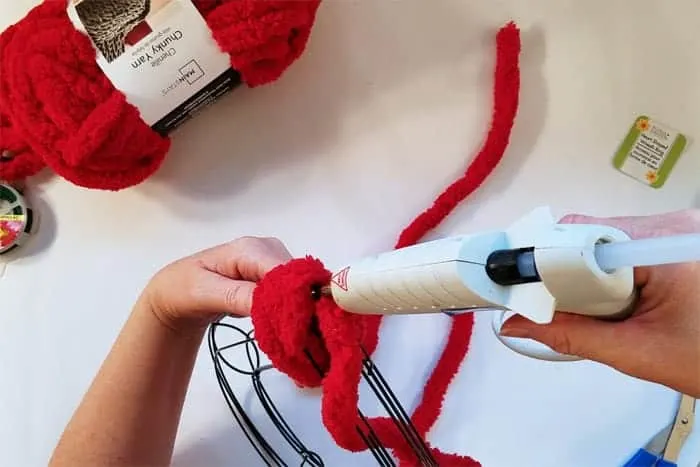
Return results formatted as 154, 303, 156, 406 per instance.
1, 1, 699, 466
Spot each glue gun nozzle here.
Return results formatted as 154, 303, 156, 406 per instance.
311, 284, 333, 301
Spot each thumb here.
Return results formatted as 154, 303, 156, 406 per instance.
500, 313, 641, 367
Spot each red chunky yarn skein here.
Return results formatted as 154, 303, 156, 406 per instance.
0, 0, 321, 189
251, 22, 521, 466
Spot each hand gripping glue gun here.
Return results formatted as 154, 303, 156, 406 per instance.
325, 207, 700, 361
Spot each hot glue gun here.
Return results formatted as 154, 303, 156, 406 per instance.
324, 207, 700, 361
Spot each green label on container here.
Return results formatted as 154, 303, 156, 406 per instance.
612, 115, 688, 188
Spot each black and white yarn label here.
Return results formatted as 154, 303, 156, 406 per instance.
67, 0, 241, 135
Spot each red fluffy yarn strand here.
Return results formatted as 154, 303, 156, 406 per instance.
359, 20, 521, 360
0, 0, 321, 189
395, 22, 521, 249
252, 21, 521, 465
251, 258, 480, 466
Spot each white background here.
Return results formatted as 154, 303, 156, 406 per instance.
1, 1, 699, 466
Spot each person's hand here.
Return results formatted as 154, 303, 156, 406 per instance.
137, 237, 293, 334
501, 209, 700, 397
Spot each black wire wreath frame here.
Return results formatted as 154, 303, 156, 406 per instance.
208, 317, 439, 467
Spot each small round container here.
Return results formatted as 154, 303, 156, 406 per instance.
0, 183, 35, 255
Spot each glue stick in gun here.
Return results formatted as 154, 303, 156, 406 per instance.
325, 207, 700, 361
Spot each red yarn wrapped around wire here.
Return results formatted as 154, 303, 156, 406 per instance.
251, 22, 521, 466
0, 0, 321, 189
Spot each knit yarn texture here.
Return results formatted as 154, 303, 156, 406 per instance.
75, 0, 151, 63
0, 0, 321, 190
251, 22, 522, 466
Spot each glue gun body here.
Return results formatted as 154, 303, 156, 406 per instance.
328, 207, 637, 326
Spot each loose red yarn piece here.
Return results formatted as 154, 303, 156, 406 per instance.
252, 21, 520, 465
0, 0, 321, 189
252, 258, 479, 466
394, 22, 521, 250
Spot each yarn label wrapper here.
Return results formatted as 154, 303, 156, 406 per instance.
67, 0, 241, 135
612, 115, 688, 189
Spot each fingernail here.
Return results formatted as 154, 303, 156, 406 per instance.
500, 326, 531, 338
558, 214, 581, 224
